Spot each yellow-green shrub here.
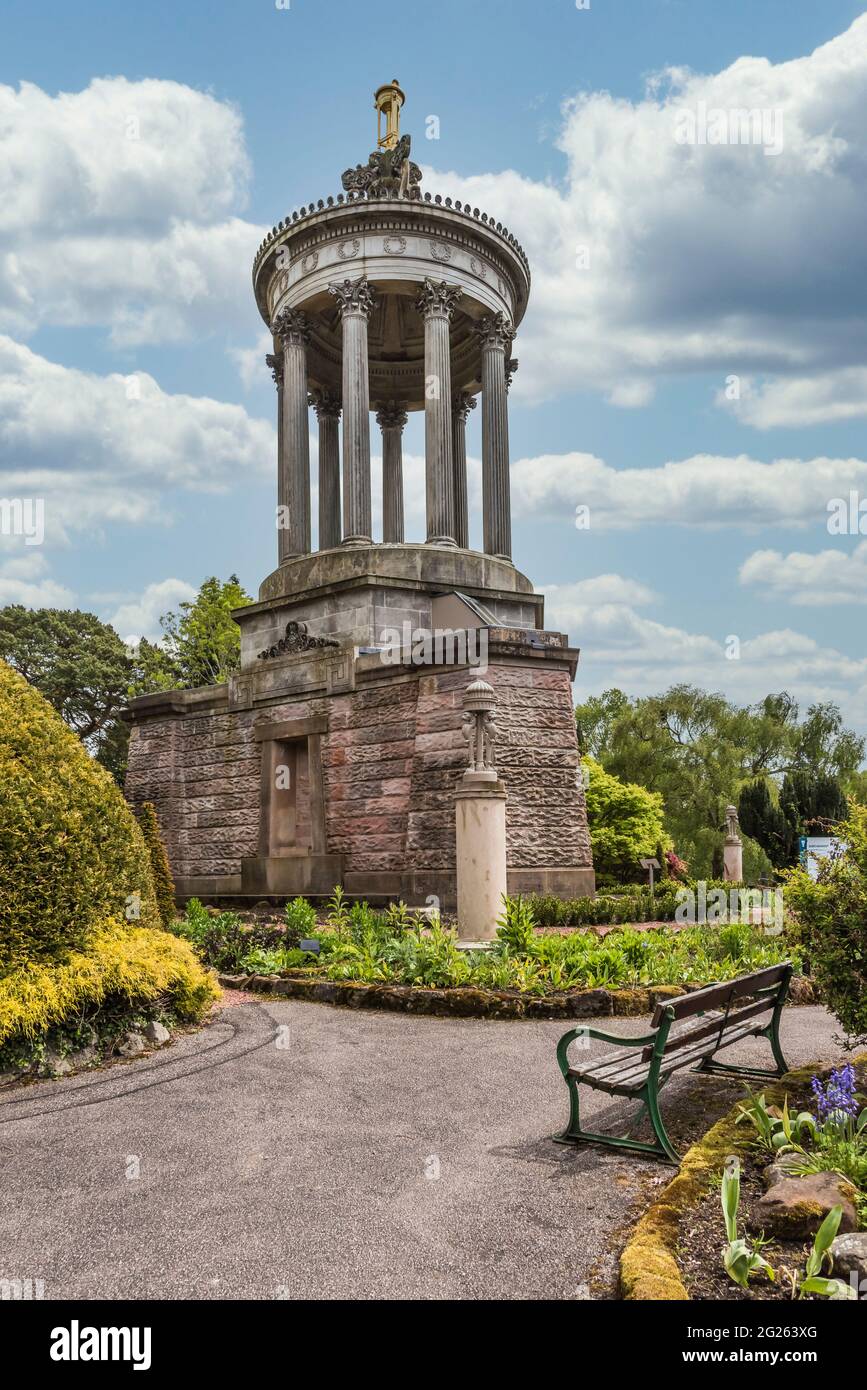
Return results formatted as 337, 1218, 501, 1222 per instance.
0, 920, 219, 1045
0, 659, 160, 968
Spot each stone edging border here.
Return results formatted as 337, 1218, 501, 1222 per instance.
218, 971, 817, 1021
618, 1052, 867, 1301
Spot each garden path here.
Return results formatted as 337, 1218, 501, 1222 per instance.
0, 1001, 851, 1300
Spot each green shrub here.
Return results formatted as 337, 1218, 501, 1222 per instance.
583, 755, 670, 881
784, 805, 867, 1040
138, 801, 176, 928
0, 659, 160, 970
284, 896, 317, 943
0, 919, 218, 1046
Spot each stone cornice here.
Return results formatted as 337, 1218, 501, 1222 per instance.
253, 189, 529, 280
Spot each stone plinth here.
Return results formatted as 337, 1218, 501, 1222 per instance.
723, 841, 743, 882
455, 773, 508, 940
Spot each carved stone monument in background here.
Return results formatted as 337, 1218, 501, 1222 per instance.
124, 83, 595, 907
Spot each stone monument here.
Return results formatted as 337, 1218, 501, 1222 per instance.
723, 803, 744, 883
124, 82, 595, 908
455, 679, 508, 939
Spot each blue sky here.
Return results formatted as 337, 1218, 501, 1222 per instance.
2, 0, 867, 732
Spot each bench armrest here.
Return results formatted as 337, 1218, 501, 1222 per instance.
556, 1026, 658, 1077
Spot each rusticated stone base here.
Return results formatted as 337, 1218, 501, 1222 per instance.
124, 621, 594, 907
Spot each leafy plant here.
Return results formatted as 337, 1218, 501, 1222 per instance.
495, 895, 536, 954
784, 1207, 857, 1301
736, 1092, 818, 1153
284, 896, 317, 944
720, 1157, 775, 1289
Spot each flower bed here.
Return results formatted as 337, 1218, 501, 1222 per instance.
171, 891, 801, 1014
620, 1058, 867, 1302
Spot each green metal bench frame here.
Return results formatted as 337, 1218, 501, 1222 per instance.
554, 962, 793, 1164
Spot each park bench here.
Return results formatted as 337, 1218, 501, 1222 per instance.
554, 962, 793, 1164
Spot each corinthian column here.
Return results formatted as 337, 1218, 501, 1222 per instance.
416, 279, 463, 546
375, 402, 408, 543
265, 351, 285, 564
451, 393, 475, 550
271, 308, 312, 559
474, 313, 515, 562
328, 278, 376, 546
310, 390, 342, 551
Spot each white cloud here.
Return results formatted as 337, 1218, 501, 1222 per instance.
542, 573, 867, 726
108, 577, 198, 645
719, 369, 867, 428
425, 15, 867, 411
740, 540, 867, 605
0, 77, 263, 345
0, 335, 275, 543
0, 550, 74, 607
510, 449, 867, 529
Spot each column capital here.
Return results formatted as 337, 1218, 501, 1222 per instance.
271, 308, 311, 347
265, 352, 284, 386
505, 357, 519, 393
473, 312, 515, 353
375, 401, 409, 432
415, 278, 463, 321
308, 388, 342, 422
328, 277, 376, 319
452, 391, 477, 423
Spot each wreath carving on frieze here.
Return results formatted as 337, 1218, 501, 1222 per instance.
257, 621, 339, 661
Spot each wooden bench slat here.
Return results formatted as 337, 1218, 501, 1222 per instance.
650, 963, 789, 1026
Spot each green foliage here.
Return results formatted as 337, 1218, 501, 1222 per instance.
174, 895, 795, 996
172, 903, 289, 974
736, 1093, 818, 1153
0, 920, 219, 1049
283, 896, 318, 944
142, 574, 253, 691
575, 685, 864, 877
0, 604, 134, 783
0, 659, 160, 970
137, 801, 176, 928
720, 1158, 775, 1289
784, 804, 867, 1040
738, 780, 795, 870
583, 755, 669, 880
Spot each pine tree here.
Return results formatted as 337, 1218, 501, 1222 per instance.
138, 801, 176, 928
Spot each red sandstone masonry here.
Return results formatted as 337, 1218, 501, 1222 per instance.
125, 656, 592, 883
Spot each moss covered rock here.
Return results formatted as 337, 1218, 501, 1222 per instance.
0, 659, 160, 969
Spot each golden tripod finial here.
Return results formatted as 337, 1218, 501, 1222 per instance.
374, 79, 405, 151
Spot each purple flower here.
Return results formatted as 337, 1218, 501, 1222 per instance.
810, 1064, 858, 1122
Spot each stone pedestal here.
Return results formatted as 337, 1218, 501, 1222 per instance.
723, 841, 743, 882
455, 772, 508, 940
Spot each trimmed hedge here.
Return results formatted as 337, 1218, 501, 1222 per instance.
138, 801, 176, 929
0, 920, 219, 1045
0, 660, 160, 968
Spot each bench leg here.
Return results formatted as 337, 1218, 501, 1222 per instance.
553, 1080, 680, 1164
645, 1083, 681, 1165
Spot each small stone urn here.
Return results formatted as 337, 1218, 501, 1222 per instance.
454, 679, 508, 940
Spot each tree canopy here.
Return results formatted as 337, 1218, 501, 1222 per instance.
0, 575, 253, 784
576, 684, 865, 876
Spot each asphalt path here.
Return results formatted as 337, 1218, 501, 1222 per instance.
0, 1000, 850, 1300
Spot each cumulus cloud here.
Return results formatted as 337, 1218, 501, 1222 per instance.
740, 540, 867, 605
0, 336, 275, 543
108, 577, 198, 645
0, 77, 264, 345
718, 369, 867, 429
424, 15, 867, 413
542, 574, 867, 725
510, 450, 867, 529
0, 550, 73, 607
